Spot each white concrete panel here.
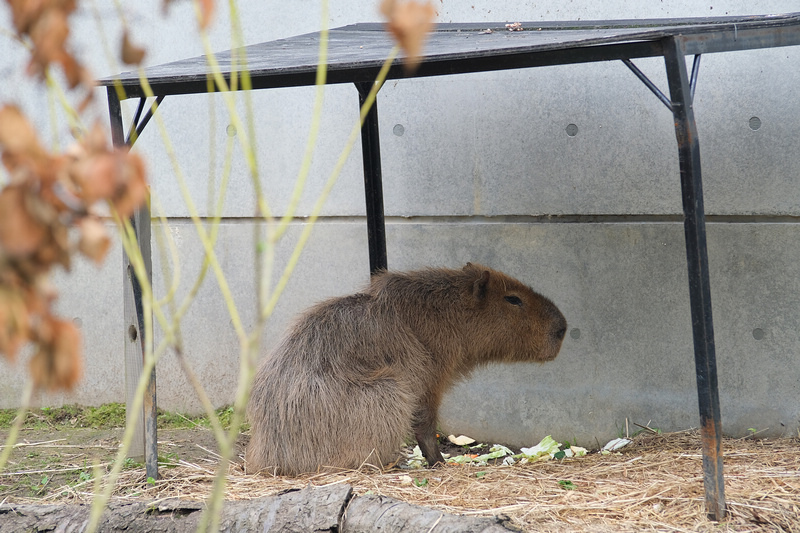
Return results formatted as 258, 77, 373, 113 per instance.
0, 227, 124, 409
133, 85, 368, 219
434, 222, 800, 445
3, 218, 799, 443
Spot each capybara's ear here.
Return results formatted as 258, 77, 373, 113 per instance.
472, 269, 490, 301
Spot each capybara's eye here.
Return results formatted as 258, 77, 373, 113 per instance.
504, 295, 523, 307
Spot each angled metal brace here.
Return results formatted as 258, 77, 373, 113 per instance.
125, 95, 165, 146
622, 55, 702, 111
622, 58, 673, 110
689, 54, 702, 102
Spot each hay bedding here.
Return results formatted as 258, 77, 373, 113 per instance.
11, 430, 800, 532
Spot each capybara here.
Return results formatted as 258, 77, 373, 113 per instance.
245, 263, 567, 475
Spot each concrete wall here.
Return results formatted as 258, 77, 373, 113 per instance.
2, 1, 799, 447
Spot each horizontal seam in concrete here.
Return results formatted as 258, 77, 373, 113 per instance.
155, 214, 800, 224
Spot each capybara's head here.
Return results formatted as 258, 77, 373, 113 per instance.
462, 262, 567, 364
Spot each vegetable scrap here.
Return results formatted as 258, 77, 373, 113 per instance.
405, 435, 591, 468
447, 434, 476, 446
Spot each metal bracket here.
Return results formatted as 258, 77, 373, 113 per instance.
125, 96, 165, 146
622, 55, 701, 111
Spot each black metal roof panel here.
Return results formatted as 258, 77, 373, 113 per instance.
98, 13, 800, 98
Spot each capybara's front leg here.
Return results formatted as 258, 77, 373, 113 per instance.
413, 403, 445, 467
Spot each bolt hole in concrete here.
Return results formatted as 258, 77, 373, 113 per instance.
570, 328, 581, 340
566, 123, 578, 137
73, 317, 82, 328
226, 124, 237, 136
752, 328, 765, 340
128, 325, 138, 342
393, 123, 405, 136
749, 116, 761, 130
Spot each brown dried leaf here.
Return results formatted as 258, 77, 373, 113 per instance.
380, 0, 436, 72
29, 317, 83, 391
77, 217, 111, 265
27, 7, 70, 76
121, 31, 146, 66
41, 157, 83, 213
7, 0, 86, 89
84, 121, 110, 153
110, 151, 148, 218
0, 185, 48, 257
6, 0, 45, 35
0, 287, 30, 362
69, 152, 118, 204
198, 0, 215, 29
33, 222, 71, 272
50, 318, 82, 389
0, 192, 71, 276
63, 124, 148, 217
58, 51, 87, 90
0, 105, 46, 167
28, 277, 56, 313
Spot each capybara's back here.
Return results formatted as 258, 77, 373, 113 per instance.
246, 263, 567, 475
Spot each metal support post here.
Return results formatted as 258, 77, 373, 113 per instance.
662, 37, 725, 521
355, 82, 388, 275
107, 87, 159, 481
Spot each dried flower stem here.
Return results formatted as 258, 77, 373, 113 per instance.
0, 379, 33, 473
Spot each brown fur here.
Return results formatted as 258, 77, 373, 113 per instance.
245, 263, 567, 475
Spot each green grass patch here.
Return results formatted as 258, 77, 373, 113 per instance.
0, 404, 247, 431
0, 409, 19, 427
123, 457, 143, 470
83, 403, 127, 427
156, 409, 202, 429
157, 405, 247, 431
41, 405, 84, 424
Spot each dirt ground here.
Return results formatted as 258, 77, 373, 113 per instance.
0, 426, 230, 501
2, 424, 799, 532
1, 425, 471, 501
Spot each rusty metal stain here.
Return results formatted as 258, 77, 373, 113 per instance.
700, 416, 726, 521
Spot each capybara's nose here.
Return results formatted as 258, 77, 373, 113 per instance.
551, 312, 567, 341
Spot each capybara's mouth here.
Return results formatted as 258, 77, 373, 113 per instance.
532, 344, 563, 362
544, 332, 567, 361
541, 349, 561, 362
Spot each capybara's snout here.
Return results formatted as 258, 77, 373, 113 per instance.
553, 316, 567, 342
541, 299, 568, 361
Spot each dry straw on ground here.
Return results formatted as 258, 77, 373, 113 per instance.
8, 430, 800, 532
